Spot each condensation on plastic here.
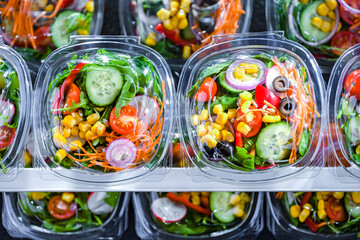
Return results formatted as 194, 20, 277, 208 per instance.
0, 36, 32, 181
119, 0, 253, 73
32, 35, 175, 184
133, 192, 264, 240
327, 43, 360, 182
266, 192, 359, 240
177, 32, 326, 184
2, 192, 130, 240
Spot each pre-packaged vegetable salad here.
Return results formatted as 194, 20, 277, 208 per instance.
3, 192, 130, 240
133, 192, 263, 239
0, 0, 103, 62
178, 33, 325, 183
33, 36, 174, 183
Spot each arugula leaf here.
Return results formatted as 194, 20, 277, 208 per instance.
115, 81, 136, 117
210, 94, 238, 114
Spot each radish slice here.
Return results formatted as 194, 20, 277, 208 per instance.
0, 100, 15, 128
151, 197, 187, 223
87, 192, 114, 215
53, 136, 86, 152
265, 64, 288, 97
128, 95, 160, 126
105, 139, 137, 169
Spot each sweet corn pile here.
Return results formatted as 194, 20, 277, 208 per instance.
309, 0, 339, 33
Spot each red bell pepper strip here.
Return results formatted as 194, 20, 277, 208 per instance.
304, 217, 333, 232
255, 163, 277, 170
235, 131, 243, 148
300, 192, 312, 207
166, 192, 211, 215
155, 23, 196, 46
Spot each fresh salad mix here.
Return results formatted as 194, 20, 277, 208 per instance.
274, 0, 360, 59
279, 191, 360, 234
49, 49, 165, 172
151, 192, 251, 235
0, 0, 95, 61
18, 192, 119, 232
130, 0, 245, 59
186, 54, 319, 171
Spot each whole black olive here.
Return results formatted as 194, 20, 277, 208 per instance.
198, 16, 216, 33
203, 0, 219, 5
279, 98, 297, 116
203, 144, 215, 157
216, 141, 235, 157
273, 76, 291, 92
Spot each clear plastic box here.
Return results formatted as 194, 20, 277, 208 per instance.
177, 32, 326, 184
2, 192, 130, 240
32, 35, 175, 184
133, 192, 263, 239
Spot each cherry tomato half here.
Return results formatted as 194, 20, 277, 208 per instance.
235, 131, 243, 148
344, 69, 360, 100
340, 5, 359, 25
64, 83, 81, 114
326, 196, 348, 222
110, 106, 138, 135
57, 0, 74, 8
48, 195, 78, 220
331, 31, 360, 56
0, 126, 15, 149
194, 77, 217, 102
234, 106, 262, 138
255, 84, 281, 108
33, 26, 52, 47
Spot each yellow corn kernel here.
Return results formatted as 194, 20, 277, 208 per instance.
318, 200, 325, 210
177, 9, 186, 19
311, 17, 323, 28
44, 3, 54, 12
244, 63, 259, 74
241, 100, 252, 113
237, 122, 251, 135
53, 133, 67, 146
233, 67, 245, 79
200, 109, 209, 121
192, 114, 200, 126
318, 209, 327, 219
212, 123, 224, 131
239, 91, 252, 101
213, 104, 223, 114
55, 149, 67, 161
72, 112, 83, 124
229, 194, 241, 205
239, 192, 251, 203
262, 115, 281, 123
86, 131, 97, 140
91, 121, 101, 134
233, 204, 245, 217
333, 192, 344, 200
78, 121, 91, 133
180, 2, 190, 12
201, 192, 210, 197
337, 22, 342, 32
79, 131, 86, 139
145, 34, 157, 47
304, 203, 313, 212
321, 192, 331, 200
316, 192, 323, 200
203, 134, 218, 148
32, 192, 47, 200
299, 209, 311, 222
62, 115, 76, 128
222, 130, 234, 142
245, 112, 254, 123
317, 3, 330, 17
178, 18, 188, 30
85, 1, 94, 12
63, 127, 71, 138
87, 113, 100, 125
157, 8, 170, 21
320, 21, 332, 33
197, 125, 207, 137
69, 140, 82, 151
71, 126, 79, 137
170, 2, 179, 16
171, 16, 179, 28
209, 129, 222, 140
182, 45, 191, 59
352, 192, 360, 204
191, 195, 201, 206
191, 192, 200, 196
325, 0, 337, 10
356, 144, 360, 154
299, 0, 309, 3
62, 192, 75, 203
328, 11, 336, 20
24, 151, 32, 166
77, 29, 89, 35
290, 205, 301, 218
163, 19, 174, 30
97, 123, 106, 136
216, 112, 228, 125
227, 109, 237, 119
205, 121, 211, 131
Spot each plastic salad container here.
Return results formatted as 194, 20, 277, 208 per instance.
267, 192, 360, 239
2, 192, 130, 240
177, 32, 326, 183
0, 0, 104, 65
133, 191, 263, 239
119, 0, 253, 71
32, 35, 175, 184
327, 43, 360, 178
266, 0, 360, 74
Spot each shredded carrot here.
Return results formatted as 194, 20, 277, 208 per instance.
276, 192, 284, 199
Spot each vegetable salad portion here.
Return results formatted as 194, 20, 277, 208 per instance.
50, 49, 165, 172
0, 0, 94, 60
187, 55, 318, 171
152, 192, 251, 235
279, 192, 360, 234
18, 192, 119, 232
131, 0, 245, 59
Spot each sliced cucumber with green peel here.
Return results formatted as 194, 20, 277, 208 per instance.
256, 122, 292, 160
345, 115, 360, 146
85, 66, 123, 106
51, 10, 79, 48
210, 192, 235, 223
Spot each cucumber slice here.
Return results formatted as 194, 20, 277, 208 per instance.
210, 192, 235, 223
218, 72, 242, 95
256, 122, 292, 160
345, 115, 360, 146
51, 10, 79, 48
85, 66, 123, 106
299, 0, 331, 42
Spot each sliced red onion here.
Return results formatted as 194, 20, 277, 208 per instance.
128, 95, 160, 126
225, 59, 266, 91
87, 192, 114, 215
105, 139, 137, 169
0, 100, 15, 128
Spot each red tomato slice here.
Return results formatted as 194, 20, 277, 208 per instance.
326, 196, 348, 222
48, 195, 78, 220
344, 69, 360, 100
34, 26, 52, 47
255, 84, 280, 108
340, 5, 359, 25
194, 77, 217, 102
331, 31, 360, 56
110, 106, 138, 135
0, 126, 15, 149
59, 0, 74, 8
235, 131, 243, 148
64, 83, 81, 114
234, 106, 262, 138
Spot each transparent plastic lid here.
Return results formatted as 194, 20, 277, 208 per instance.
338, 0, 360, 15
119, 0, 253, 67
178, 32, 325, 183
265, 0, 360, 73
0, 0, 104, 63
33, 35, 175, 183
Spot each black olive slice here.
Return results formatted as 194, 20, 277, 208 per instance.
273, 76, 291, 92
198, 16, 216, 33
279, 98, 297, 116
